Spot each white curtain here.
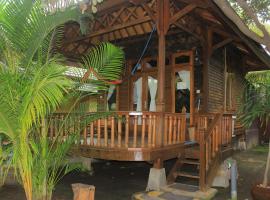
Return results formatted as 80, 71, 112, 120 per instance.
107, 85, 116, 110
148, 76, 158, 111
177, 71, 190, 90
134, 77, 142, 111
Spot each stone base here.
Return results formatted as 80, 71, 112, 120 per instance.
146, 168, 167, 191
69, 156, 93, 173
134, 183, 217, 200
212, 164, 230, 188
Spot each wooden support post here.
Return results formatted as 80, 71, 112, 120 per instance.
224, 48, 227, 112
156, 33, 166, 113
202, 28, 212, 112
199, 129, 207, 191
153, 158, 163, 169
190, 50, 195, 126
156, 0, 169, 147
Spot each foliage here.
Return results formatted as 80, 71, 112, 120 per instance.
0, 0, 124, 200
228, 0, 270, 24
224, 0, 270, 51
239, 71, 270, 128
239, 70, 270, 187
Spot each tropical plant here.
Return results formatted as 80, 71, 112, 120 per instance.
0, 0, 124, 200
239, 70, 270, 187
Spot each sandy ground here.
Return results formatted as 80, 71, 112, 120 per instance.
0, 146, 268, 200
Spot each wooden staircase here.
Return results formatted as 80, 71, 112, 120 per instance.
167, 112, 234, 192
167, 144, 200, 186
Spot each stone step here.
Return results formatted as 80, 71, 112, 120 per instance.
182, 159, 200, 165
174, 172, 199, 179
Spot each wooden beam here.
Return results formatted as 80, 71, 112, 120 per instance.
141, 3, 156, 22
64, 16, 152, 45
170, 4, 197, 25
211, 27, 241, 42
174, 22, 204, 42
207, 28, 213, 57
212, 38, 233, 51
176, 0, 210, 8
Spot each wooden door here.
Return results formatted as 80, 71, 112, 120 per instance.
171, 50, 195, 125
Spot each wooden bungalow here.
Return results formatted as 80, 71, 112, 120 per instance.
54, 0, 270, 192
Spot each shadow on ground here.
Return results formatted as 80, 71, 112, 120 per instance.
0, 145, 267, 200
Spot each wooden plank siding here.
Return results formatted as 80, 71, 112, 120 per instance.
118, 78, 130, 111
208, 50, 225, 113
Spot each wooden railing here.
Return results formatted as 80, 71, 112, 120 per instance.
49, 112, 186, 149
198, 113, 233, 191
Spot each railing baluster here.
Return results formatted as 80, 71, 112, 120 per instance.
141, 115, 146, 148
118, 116, 122, 148
104, 117, 108, 147
173, 116, 177, 144
83, 117, 87, 145
148, 115, 153, 147
182, 116, 186, 142
133, 116, 138, 148
177, 117, 181, 142
164, 115, 168, 145
125, 115, 129, 148
90, 122, 94, 146
152, 115, 156, 147
97, 119, 101, 146
168, 116, 172, 145
111, 116, 115, 148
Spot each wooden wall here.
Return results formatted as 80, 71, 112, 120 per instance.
227, 47, 246, 112
208, 49, 225, 113
207, 46, 246, 114
118, 78, 130, 111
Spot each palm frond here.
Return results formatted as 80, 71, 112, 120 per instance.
81, 42, 125, 82
19, 61, 74, 133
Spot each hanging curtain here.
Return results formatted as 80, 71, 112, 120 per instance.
177, 71, 190, 90
107, 85, 116, 110
135, 77, 142, 111
148, 76, 158, 111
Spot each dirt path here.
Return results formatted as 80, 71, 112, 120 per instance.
0, 146, 267, 200
214, 146, 267, 200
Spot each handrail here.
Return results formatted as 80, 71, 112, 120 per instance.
199, 112, 233, 191
204, 113, 222, 141
52, 111, 186, 118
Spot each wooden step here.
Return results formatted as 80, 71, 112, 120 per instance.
182, 159, 199, 165
174, 172, 200, 179
184, 147, 200, 159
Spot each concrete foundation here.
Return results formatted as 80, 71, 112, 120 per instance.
212, 158, 238, 188
212, 164, 230, 188
146, 168, 167, 191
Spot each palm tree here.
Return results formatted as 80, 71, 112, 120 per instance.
0, 0, 124, 200
239, 70, 270, 187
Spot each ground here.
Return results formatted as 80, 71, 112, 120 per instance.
0, 146, 268, 200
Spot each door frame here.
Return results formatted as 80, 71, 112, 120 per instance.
129, 58, 158, 111
171, 50, 195, 126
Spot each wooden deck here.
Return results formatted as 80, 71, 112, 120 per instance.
49, 112, 233, 163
